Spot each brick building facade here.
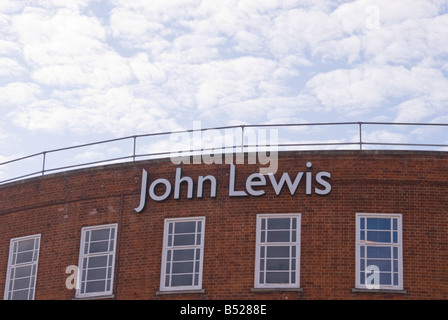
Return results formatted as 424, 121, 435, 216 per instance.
0, 150, 447, 300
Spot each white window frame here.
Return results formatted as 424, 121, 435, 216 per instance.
4, 234, 41, 300
355, 213, 403, 290
254, 214, 301, 289
160, 217, 205, 292
76, 223, 118, 299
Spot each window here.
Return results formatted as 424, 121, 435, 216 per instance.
4, 234, 41, 300
76, 224, 118, 298
255, 214, 301, 289
356, 213, 403, 290
160, 217, 205, 292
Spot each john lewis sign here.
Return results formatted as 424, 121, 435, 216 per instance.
134, 162, 331, 213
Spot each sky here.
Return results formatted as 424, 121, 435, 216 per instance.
1, 0, 448, 181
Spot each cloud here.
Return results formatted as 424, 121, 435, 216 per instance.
0, 83, 41, 107
11, 6, 133, 89
304, 65, 448, 119
0, 0, 447, 146
0, 58, 26, 78
0, 0, 24, 13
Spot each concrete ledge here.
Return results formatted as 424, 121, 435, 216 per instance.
156, 289, 206, 295
72, 294, 115, 300
352, 288, 408, 294
251, 287, 303, 293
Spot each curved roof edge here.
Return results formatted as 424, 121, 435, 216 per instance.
1, 149, 447, 188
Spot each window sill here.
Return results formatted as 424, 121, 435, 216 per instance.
156, 289, 205, 295
73, 294, 115, 300
251, 287, 303, 293
352, 288, 407, 294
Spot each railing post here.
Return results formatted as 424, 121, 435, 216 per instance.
133, 136, 137, 162
241, 125, 245, 154
42, 152, 46, 176
359, 122, 363, 150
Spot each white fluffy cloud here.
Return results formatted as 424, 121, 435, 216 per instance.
0, 0, 446, 160
305, 65, 448, 117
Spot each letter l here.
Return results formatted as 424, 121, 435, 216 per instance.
134, 169, 148, 213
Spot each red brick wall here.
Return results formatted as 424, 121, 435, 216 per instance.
0, 151, 447, 300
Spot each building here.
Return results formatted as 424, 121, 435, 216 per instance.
0, 150, 447, 300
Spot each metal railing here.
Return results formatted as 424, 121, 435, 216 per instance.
1, 121, 447, 185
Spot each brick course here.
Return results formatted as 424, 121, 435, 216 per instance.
0, 150, 447, 300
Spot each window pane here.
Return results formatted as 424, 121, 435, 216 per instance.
267, 231, 290, 242
18, 239, 35, 252
379, 273, 392, 285
14, 265, 32, 279
367, 260, 391, 271
165, 275, 170, 287
12, 289, 29, 300
366, 246, 391, 258
86, 280, 106, 293
90, 229, 110, 241
367, 230, 391, 243
266, 272, 289, 284
173, 249, 195, 261
367, 218, 391, 230
171, 274, 193, 286
393, 273, 399, 286
16, 251, 33, 264
195, 249, 200, 260
13, 277, 31, 290
194, 274, 199, 286
175, 222, 196, 234
173, 234, 195, 246
266, 246, 290, 258
87, 268, 107, 281
267, 218, 290, 230
89, 241, 109, 253
172, 262, 194, 274
266, 259, 290, 270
